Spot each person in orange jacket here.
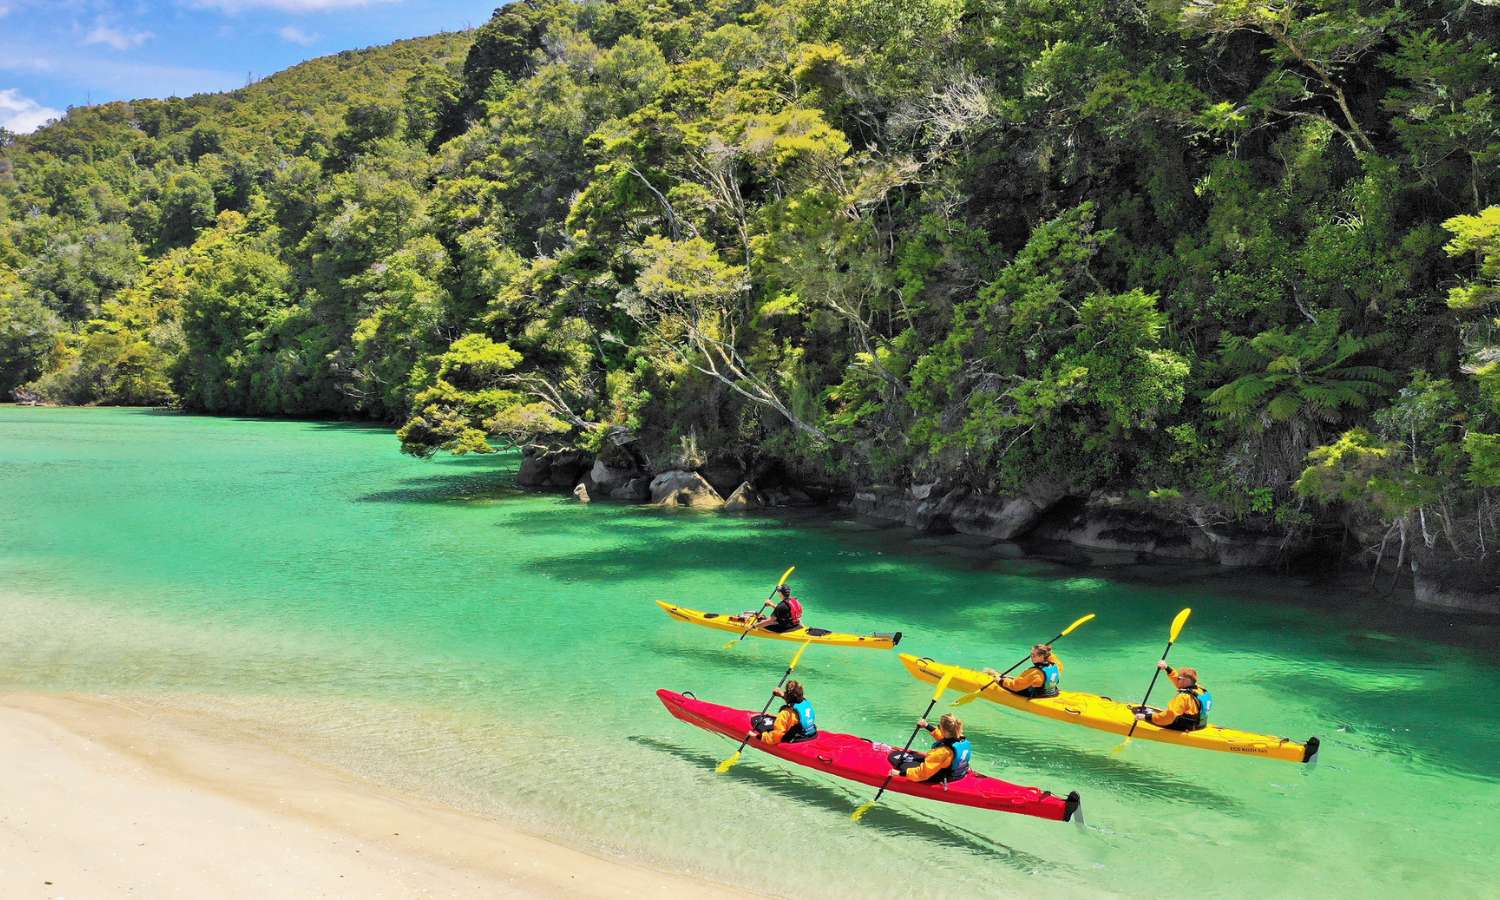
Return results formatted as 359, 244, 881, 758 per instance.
747, 680, 818, 746
1133, 663, 1213, 731
983, 644, 1062, 698
886, 714, 972, 784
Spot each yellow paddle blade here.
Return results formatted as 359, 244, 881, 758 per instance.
715, 751, 742, 774
721, 638, 739, 650
789, 639, 813, 670
1169, 607, 1192, 642
932, 671, 955, 702
951, 691, 983, 707
777, 565, 796, 587
850, 801, 876, 821
1061, 613, 1097, 636
1110, 736, 1132, 755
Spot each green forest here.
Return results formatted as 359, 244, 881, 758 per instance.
3, 1, 1498, 604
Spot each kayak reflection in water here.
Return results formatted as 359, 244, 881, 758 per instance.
984, 644, 1062, 698
749, 583, 804, 633
1133, 663, 1213, 732
748, 680, 819, 746
887, 714, 972, 783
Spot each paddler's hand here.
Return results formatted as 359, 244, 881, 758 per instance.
1134, 712, 1149, 721
771, 688, 785, 698
916, 718, 930, 730
887, 768, 901, 778
1157, 661, 1170, 671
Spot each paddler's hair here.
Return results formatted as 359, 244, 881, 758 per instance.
938, 713, 963, 739
1032, 643, 1054, 659
783, 680, 805, 704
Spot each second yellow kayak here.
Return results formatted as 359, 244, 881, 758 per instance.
899, 654, 1318, 764
657, 601, 902, 649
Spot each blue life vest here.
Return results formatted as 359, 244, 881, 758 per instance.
1168, 687, 1211, 731
1018, 661, 1061, 698
787, 700, 818, 741
930, 736, 972, 782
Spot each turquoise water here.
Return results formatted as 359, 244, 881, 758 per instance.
1, 406, 1496, 896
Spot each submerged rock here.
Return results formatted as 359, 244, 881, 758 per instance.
649, 470, 725, 508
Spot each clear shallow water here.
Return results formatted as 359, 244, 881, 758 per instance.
1, 406, 1496, 896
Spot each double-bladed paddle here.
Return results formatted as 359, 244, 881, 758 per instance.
850, 671, 954, 821
723, 565, 796, 650
716, 639, 814, 774
952, 612, 1096, 707
1112, 607, 1192, 754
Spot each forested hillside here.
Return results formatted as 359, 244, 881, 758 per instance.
3, 1, 1498, 605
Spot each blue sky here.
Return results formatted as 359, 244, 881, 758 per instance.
1, 0, 499, 133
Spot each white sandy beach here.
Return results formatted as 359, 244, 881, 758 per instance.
0, 693, 752, 899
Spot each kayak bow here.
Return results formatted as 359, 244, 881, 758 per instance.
901, 654, 1319, 765
657, 689, 1079, 822
657, 601, 902, 649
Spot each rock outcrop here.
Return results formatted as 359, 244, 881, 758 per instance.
1033, 496, 1202, 561
843, 486, 1297, 568
588, 459, 640, 495
1412, 556, 1499, 613
762, 485, 816, 507
610, 477, 652, 503
649, 470, 725, 508
517, 447, 593, 489
845, 486, 1049, 540
1033, 495, 1295, 567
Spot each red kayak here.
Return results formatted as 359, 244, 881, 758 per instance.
657, 689, 1079, 823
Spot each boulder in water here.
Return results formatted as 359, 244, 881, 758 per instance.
649, 470, 725, 508
724, 482, 763, 510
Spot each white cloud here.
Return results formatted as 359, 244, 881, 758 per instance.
83, 23, 155, 51
277, 25, 317, 45
0, 87, 62, 133
0, 4, 13, 19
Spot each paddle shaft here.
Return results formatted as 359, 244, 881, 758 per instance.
969, 626, 1073, 698
870, 696, 941, 804
732, 569, 794, 644
730, 666, 799, 756
1124, 639, 1176, 740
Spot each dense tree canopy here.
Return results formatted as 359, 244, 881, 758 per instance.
3, 1, 1499, 586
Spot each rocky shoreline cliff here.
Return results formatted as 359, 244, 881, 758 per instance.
516, 446, 1497, 615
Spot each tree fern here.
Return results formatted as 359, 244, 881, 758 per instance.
1207, 311, 1396, 429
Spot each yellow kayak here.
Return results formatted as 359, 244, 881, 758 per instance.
899, 654, 1318, 764
656, 601, 902, 649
